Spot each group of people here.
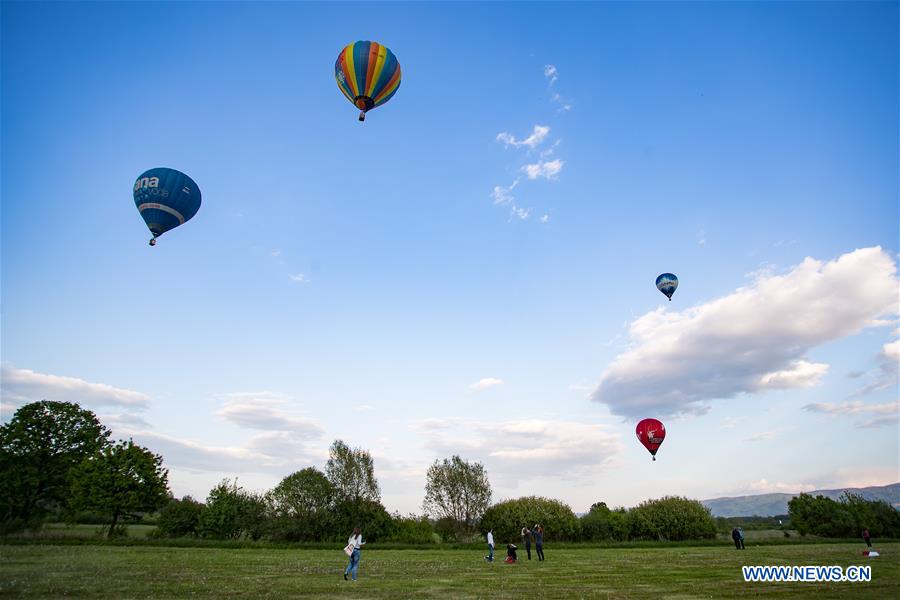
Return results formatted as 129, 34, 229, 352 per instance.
730, 527, 745, 550
340, 524, 879, 581
485, 525, 545, 564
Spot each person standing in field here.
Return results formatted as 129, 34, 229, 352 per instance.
521, 526, 532, 560
343, 527, 365, 581
738, 527, 745, 549
731, 527, 741, 550
863, 528, 872, 547
533, 524, 545, 561
485, 528, 494, 562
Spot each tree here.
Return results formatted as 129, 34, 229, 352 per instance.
69, 439, 169, 537
156, 496, 204, 538
626, 496, 717, 541
266, 468, 335, 541
0, 400, 110, 531
480, 496, 581, 543
325, 440, 380, 504
198, 479, 266, 540
423, 455, 491, 538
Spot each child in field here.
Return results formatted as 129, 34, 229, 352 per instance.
505, 543, 517, 563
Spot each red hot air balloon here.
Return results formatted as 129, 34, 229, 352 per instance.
635, 418, 666, 461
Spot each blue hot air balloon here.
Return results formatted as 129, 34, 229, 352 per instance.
133, 168, 201, 246
656, 273, 678, 301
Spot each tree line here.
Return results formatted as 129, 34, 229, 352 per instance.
788, 492, 900, 538
4, 400, 733, 542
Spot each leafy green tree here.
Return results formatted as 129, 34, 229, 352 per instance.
266, 467, 335, 541
69, 439, 169, 537
0, 400, 110, 532
580, 501, 614, 541
332, 497, 394, 542
626, 496, 717, 541
325, 440, 380, 504
480, 496, 581, 543
423, 455, 491, 539
386, 513, 435, 544
156, 496, 204, 538
198, 478, 266, 540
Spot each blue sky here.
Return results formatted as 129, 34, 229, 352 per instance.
2, 1, 897, 513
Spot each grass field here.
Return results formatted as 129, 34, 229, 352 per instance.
1, 543, 896, 598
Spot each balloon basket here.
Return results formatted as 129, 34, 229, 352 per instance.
358, 111, 366, 122
149, 238, 157, 246
652, 456, 656, 461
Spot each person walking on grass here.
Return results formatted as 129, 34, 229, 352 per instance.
521, 526, 532, 560
533, 524, 545, 561
343, 527, 365, 581
485, 528, 494, 562
731, 527, 741, 549
738, 527, 745, 550
863, 528, 872, 548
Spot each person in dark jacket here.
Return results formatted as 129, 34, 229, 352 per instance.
521, 526, 532, 560
863, 528, 872, 547
533, 524, 545, 561
731, 527, 741, 550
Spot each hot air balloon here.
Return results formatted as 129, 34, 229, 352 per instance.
133, 168, 201, 246
334, 40, 401, 122
656, 273, 678, 301
635, 418, 666, 461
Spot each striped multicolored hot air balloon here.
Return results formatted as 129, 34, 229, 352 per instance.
334, 41, 401, 122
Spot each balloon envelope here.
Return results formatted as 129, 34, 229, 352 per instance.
335, 41, 401, 120
635, 418, 666, 458
133, 167, 201, 241
656, 273, 678, 300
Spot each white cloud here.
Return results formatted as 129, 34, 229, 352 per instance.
540, 214, 550, 224
851, 338, 899, 397
215, 392, 324, 437
468, 377, 505, 391
411, 417, 622, 484
496, 125, 550, 149
523, 158, 564, 180
491, 184, 515, 207
855, 415, 900, 429
543, 64, 558, 84
290, 273, 309, 283
803, 400, 898, 416
742, 478, 816, 494
803, 399, 899, 429
744, 431, 776, 442
270, 250, 281, 257
590, 247, 899, 417
511, 206, 531, 220
0, 364, 150, 412
759, 360, 829, 388
697, 230, 706, 246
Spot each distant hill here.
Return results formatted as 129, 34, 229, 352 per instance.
702, 483, 900, 517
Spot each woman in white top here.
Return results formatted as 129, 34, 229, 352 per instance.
343, 527, 365, 581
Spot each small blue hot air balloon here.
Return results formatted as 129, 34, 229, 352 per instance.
656, 273, 678, 301
133, 168, 201, 246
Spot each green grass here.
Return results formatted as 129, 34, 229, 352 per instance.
1, 543, 896, 598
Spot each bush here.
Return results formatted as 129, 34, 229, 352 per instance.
627, 496, 717, 541
156, 496, 204, 538
386, 514, 435, 544
330, 499, 394, 543
480, 496, 580, 543
198, 480, 266, 540
789, 493, 900, 538
580, 502, 629, 541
